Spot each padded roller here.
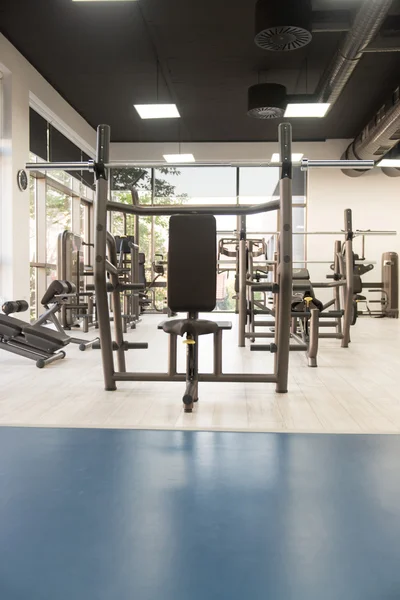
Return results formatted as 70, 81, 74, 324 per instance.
41, 280, 76, 305
2, 300, 29, 316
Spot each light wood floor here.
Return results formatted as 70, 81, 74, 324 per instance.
1, 314, 400, 434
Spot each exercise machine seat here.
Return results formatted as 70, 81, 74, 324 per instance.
292, 293, 324, 313
353, 274, 363, 295
293, 268, 310, 280
23, 325, 70, 349
164, 214, 219, 412
163, 319, 219, 337
138, 253, 146, 286
0, 314, 25, 338
0, 314, 69, 350
168, 215, 217, 312
115, 235, 135, 254
41, 280, 75, 305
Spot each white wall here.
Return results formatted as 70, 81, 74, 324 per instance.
307, 140, 400, 302
0, 34, 96, 311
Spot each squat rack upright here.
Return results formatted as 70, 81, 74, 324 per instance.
26, 123, 374, 395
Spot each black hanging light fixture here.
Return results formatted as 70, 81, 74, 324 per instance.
247, 83, 287, 119
254, 0, 313, 51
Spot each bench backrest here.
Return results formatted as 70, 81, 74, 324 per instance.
168, 215, 217, 313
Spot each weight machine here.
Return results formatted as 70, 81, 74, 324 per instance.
26, 123, 373, 397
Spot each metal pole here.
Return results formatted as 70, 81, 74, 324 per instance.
275, 123, 293, 394
300, 159, 374, 170
334, 240, 343, 337
151, 169, 155, 283
238, 215, 247, 347
94, 125, 116, 390
168, 335, 177, 377
235, 168, 240, 315
130, 243, 140, 321
213, 330, 223, 376
107, 198, 280, 217
25, 158, 376, 172
342, 209, 354, 348
107, 232, 126, 372
308, 308, 319, 367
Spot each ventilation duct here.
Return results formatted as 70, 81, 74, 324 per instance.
314, 0, 392, 106
342, 89, 400, 177
247, 83, 287, 119
254, 0, 312, 51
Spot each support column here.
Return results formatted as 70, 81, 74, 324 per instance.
342, 209, 354, 348
94, 125, 116, 390
275, 123, 293, 394
238, 215, 247, 347
0, 67, 30, 315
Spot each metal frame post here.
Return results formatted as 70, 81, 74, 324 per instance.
106, 232, 127, 372
94, 125, 116, 390
275, 123, 293, 393
213, 330, 223, 376
168, 334, 177, 377
238, 215, 247, 347
308, 308, 319, 367
334, 239, 343, 337
342, 209, 354, 348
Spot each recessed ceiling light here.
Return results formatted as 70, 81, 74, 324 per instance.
378, 159, 400, 168
271, 153, 304, 163
134, 104, 180, 119
284, 103, 330, 118
163, 154, 195, 163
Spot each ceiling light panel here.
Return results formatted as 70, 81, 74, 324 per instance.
284, 103, 330, 118
134, 104, 180, 119
163, 154, 195, 163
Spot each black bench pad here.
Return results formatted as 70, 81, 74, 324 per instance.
162, 319, 219, 337
158, 320, 232, 333
0, 315, 26, 338
23, 325, 70, 348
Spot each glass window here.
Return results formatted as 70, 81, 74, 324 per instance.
46, 187, 71, 266
46, 266, 57, 290
80, 203, 85, 238
110, 191, 136, 237
239, 167, 280, 204
47, 170, 73, 188
112, 168, 152, 196
30, 266, 37, 322
293, 206, 306, 265
29, 175, 36, 263
154, 167, 237, 202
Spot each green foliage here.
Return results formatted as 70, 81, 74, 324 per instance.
111, 167, 188, 310
111, 167, 181, 198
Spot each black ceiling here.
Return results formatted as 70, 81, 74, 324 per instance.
2, 0, 400, 143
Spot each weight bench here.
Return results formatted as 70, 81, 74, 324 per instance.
161, 214, 232, 412
0, 314, 69, 368
291, 268, 324, 312
38, 280, 99, 350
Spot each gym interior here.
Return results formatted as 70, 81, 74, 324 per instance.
2, 1, 400, 597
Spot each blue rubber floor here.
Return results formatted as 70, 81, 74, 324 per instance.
1, 427, 400, 600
